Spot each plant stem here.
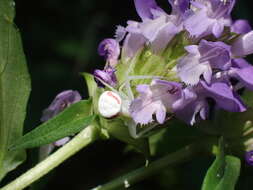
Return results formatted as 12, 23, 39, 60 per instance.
1, 125, 99, 190
92, 140, 215, 190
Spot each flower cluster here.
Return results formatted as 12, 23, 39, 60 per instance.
94, 0, 253, 128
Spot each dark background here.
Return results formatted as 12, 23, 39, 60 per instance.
3, 0, 253, 189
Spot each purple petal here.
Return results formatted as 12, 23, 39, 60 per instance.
173, 85, 211, 125
168, 0, 190, 15
210, 0, 235, 17
232, 58, 251, 69
212, 22, 224, 38
185, 45, 199, 54
177, 54, 211, 85
151, 21, 180, 53
54, 137, 71, 147
232, 31, 253, 57
199, 101, 209, 120
231, 19, 252, 34
136, 84, 150, 93
184, 9, 213, 37
130, 80, 182, 125
139, 15, 168, 42
156, 105, 166, 124
185, 0, 233, 37
198, 40, 231, 70
203, 66, 212, 84
245, 150, 253, 166
230, 66, 253, 91
122, 33, 146, 58
134, 0, 164, 21
98, 39, 120, 65
93, 66, 117, 88
114, 25, 127, 42
200, 81, 246, 112
173, 87, 197, 110
41, 90, 82, 122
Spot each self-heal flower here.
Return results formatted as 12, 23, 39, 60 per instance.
98, 38, 120, 67
173, 80, 246, 125
94, 66, 117, 88
245, 150, 253, 166
130, 80, 182, 125
177, 40, 231, 85
184, 0, 234, 38
41, 90, 82, 122
123, 0, 189, 56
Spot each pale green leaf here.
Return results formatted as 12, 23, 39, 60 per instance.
82, 72, 103, 114
82, 72, 97, 97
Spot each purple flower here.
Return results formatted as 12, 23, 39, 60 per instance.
184, 0, 235, 38
98, 39, 120, 66
231, 19, 252, 34
245, 150, 253, 166
177, 40, 231, 85
232, 31, 253, 57
41, 90, 82, 122
134, 0, 164, 21
130, 80, 182, 125
93, 66, 117, 88
123, 18, 180, 55
122, 0, 189, 56
169, 0, 190, 16
173, 80, 246, 125
122, 28, 149, 58
228, 59, 253, 90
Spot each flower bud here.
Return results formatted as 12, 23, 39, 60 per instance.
93, 66, 117, 88
98, 38, 120, 67
245, 150, 253, 166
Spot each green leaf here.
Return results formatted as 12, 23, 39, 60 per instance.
201, 140, 225, 190
11, 99, 95, 150
242, 90, 253, 108
201, 140, 241, 190
82, 72, 103, 114
0, 0, 31, 181
82, 72, 97, 97
215, 156, 241, 190
100, 116, 150, 156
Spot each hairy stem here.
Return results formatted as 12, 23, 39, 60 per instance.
92, 139, 215, 190
1, 125, 99, 190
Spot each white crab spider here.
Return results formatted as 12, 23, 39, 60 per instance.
96, 74, 165, 139
98, 91, 122, 118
